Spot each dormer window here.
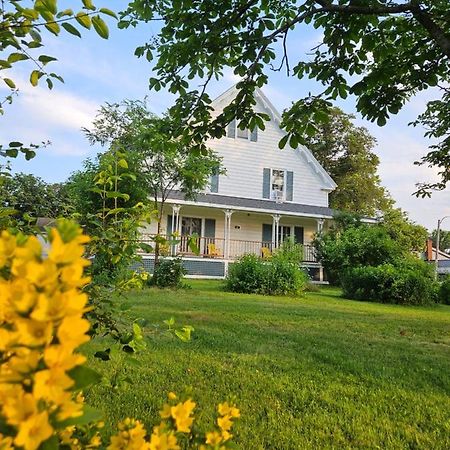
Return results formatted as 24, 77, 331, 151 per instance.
226, 119, 258, 142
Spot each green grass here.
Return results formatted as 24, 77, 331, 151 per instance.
85, 280, 450, 449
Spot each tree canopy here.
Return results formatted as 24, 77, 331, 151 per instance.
120, 0, 450, 196
304, 107, 392, 215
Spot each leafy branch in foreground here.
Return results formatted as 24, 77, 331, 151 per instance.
120, 0, 450, 196
0, 0, 117, 112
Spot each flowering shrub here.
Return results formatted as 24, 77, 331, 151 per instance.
0, 221, 239, 449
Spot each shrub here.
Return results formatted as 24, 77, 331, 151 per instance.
225, 243, 308, 296
439, 276, 450, 305
151, 257, 187, 288
341, 259, 438, 305
314, 225, 404, 284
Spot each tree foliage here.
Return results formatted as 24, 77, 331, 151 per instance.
120, 0, 450, 196
0, 172, 70, 219
431, 228, 450, 253
304, 107, 392, 215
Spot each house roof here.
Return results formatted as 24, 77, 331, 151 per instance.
211, 84, 337, 191
167, 191, 337, 219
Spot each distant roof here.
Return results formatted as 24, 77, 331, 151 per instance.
167, 191, 337, 219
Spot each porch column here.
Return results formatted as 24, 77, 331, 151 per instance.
171, 204, 181, 255
223, 209, 233, 259
272, 214, 281, 249
316, 218, 324, 234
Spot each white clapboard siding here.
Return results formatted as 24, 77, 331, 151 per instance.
207, 87, 334, 207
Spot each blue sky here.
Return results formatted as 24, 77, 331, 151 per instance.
2, 2, 449, 231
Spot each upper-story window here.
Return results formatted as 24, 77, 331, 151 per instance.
271, 169, 285, 200
263, 168, 294, 202
226, 119, 258, 142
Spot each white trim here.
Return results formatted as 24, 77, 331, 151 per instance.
211, 84, 337, 191
166, 197, 334, 219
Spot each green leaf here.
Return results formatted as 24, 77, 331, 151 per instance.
61, 22, 82, 37
38, 55, 57, 65
39, 435, 58, 450
57, 405, 102, 428
278, 134, 289, 149
99, 8, 118, 19
82, 0, 96, 11
76, 12, 92, 29
117, 158, 128, 169
7, 53, 28, 63
92, 15, 109, 39
68, 365, 102, 390
30, 70, 43, 86
45, 21, 60, 36
42, 0, 57, 15
25, 150, 36, 160
3, 78, 16, 89
5, 149, 18, 158
9, 141, 24, 148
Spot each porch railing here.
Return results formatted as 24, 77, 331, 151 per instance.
139, 234, 318, 263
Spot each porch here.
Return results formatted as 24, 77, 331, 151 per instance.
138, 196, 333, 281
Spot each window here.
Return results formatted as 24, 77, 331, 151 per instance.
271, 169, 285, 201
226, 119, 258, 142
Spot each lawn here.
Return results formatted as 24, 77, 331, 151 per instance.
85, 280, 450, 449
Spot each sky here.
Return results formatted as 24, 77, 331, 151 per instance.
2, 2, 449, 231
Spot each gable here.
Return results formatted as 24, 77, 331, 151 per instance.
210, 85, 337, 193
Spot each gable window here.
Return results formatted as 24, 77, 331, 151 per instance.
263, 168, 294, 201
271, 169, 285, 200
226, 119, 258, 142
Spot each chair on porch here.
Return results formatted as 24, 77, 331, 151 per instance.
207, 243, 222, 258
261, 246, 272, 259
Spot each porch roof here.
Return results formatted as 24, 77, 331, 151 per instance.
167, 191, 336, 219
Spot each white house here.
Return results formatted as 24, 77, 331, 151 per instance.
140, 85, 339, 281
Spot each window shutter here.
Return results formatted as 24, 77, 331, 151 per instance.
294, 226, 304, 245
167, 215, 173, 236
262, 168, 271, 199
210, 172, 219, 193
227, 119, 236, 138
250, 127, 258, 142
204, 219, 216, 238
286, 171, 294, 201
262, 224, 273, 243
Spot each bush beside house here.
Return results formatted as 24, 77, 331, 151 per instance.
439, 276, 450, 305
316, 223, 438, 305
225, 242, 308, 296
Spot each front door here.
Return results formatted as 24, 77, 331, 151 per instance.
181, 217, 202, 236
180, 217, 202, 252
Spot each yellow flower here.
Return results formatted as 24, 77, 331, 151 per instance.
149, 425, 179, 450
0, 230, 16, 268
59, 426, 75, 444
7, 278, 38, 315
221, 430, 232, 442
205, 431, 222, 446
1, 348, 41, 382
108, 419, 149, 450
168, 392, 177, 400
217, 415, 233, 433
0, 328, 17, 352
48, 229, 89, 266
14, 411, 53, 450
2, 391, 37, 425
33, 368, 74, 402
218, 402, 240, 418
57, 316, 90, 349
15, 319, 53, 347
170, 399, 196, 433
88, 433, 102, 448
0, 433, 14, 450
44, 345, 86, 371
56, 392, 84, 421
159, 403, 172, 419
